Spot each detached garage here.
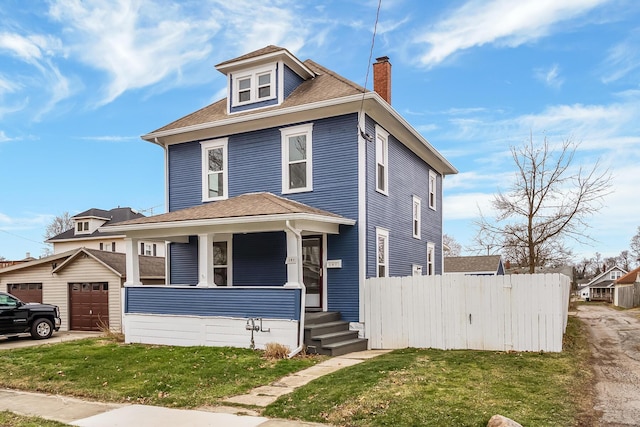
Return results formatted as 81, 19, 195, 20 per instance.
0, 248, 164, 331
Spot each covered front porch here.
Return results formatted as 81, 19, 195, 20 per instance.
104, 193, 356, 354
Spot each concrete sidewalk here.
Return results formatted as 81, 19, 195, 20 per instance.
0, 349, 391, 426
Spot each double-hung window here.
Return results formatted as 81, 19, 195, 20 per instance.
376, 228, 389, 278
375, 125, 389, 194
281, 124, 313, 193
233, 65, 276, 106
201, 138, 229, 202
213, 236, 232, 286
429, 171, 437, 210
412, 196, 421, 239
427, 242, 435, 275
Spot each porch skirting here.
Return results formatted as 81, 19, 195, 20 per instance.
123, 313, 299, 350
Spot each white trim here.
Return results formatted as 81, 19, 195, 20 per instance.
277, 60, 285, 105
201, 138, 229, 202
427, 242, 435, 276
375, 125, 389, 195
357, 112, 367, 321
231, 63, 277, 107
375, 227, 389, 278
412, 195, 421, 239
142, 92, 457, 176
429, 170, 437, 211
281, 123, 313, 194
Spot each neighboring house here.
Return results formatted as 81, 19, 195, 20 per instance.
578, 266, 627, 302
47, 207, 166, 257
614, 266, 640, 308
0, 253, 37, 269
106, 45, 457, 354
0, 248, 164, 332
444, 255, 504, 276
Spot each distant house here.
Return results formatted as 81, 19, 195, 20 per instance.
103, 45, 457, 354
578, 266, 627, 302
614, 266, 640, 308
0, 248, 164, 331
444, 255, 504, 276
47, 207, 165, 257
0, 253, 37, 269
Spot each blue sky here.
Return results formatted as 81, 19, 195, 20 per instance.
1, 0, 639, 262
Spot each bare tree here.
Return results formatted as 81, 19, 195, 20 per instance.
631, 226, 640, 260
443, 233, 462, 256
42, 212, 74, 255
475, 134, 612, 273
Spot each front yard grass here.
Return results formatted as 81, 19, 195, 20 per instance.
0, 411, 67, 427
0, 339, 320, 408
264, 316, 594, 426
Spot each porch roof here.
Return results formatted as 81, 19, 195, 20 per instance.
103, 192, 355, 238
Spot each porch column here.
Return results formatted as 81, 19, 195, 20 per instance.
124, 238, 142, 286
284, 222, 303, 288
197, 233, 216, 287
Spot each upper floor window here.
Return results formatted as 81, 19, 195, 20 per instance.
375, 125, 389, 195
140, 243, 157, 257
76, 221, 89, 234
201, 138, 229, 202
281, 124, 313, 193
412, 196, 421, 239
233, 65, 276, 106
100, 242, 115, 252
376, 228, 389, 278
429, 171, 437, 210
610, 270, 622, 280
427, 242, 435, 275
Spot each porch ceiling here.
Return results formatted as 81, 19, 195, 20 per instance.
102, 192, 355, 239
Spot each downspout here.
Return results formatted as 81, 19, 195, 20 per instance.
285, 220, 306, 358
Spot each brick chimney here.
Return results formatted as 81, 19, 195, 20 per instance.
373, 56, 391, 104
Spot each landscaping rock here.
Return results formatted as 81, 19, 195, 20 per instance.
487, 414, 523, 427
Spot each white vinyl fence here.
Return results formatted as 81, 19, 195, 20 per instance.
364, 273, 570, 352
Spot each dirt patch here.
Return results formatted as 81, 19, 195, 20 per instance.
576, 304, 640, 427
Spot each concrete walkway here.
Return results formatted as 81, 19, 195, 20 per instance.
0, 349, 391, 426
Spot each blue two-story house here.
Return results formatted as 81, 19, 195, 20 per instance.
107, 46, 457, 355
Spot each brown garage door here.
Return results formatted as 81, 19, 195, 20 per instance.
8, 283, 43, 303
69, 282, 109, 331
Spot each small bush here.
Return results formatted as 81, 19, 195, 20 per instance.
263, 342, 290, 359
97, 318, 124, 343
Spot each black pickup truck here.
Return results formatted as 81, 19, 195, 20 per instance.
0, 292, 61, 339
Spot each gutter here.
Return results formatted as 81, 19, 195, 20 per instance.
285, 220, 306, 358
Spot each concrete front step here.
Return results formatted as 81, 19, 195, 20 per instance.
309, 329, 360, 347
318, 338, 369, 356
305, 311, 341, 325
305, 320, 350, 337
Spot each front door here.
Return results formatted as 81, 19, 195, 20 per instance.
302, 236, 323, 309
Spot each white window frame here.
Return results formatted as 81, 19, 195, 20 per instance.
427, 242, 435, 276
281, 123, 313, 194
212, 235, 233, 286
376, 228, 389, 278
232, 64, 276, 106
429, 170, 437, 210
412, 195, 421, 239
375, 125, 389, 195
201, 138, 229, 202
610, 270, 622, 280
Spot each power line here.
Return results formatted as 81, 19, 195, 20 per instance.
358, 0, 382, 142
0, 228, 44, 245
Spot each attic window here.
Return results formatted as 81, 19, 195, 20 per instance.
233, 65, 276, 106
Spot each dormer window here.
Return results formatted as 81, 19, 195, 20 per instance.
76, 221, 89, 233
233, 65, 276, 106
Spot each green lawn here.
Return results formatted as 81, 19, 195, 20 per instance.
0, 411, 67, 427
264, 317, 594, 427
0, 338, 320, 408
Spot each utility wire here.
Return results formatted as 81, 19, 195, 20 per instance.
358, 0, 382, 141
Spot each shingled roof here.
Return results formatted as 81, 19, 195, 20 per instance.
151, 59, 364, 134
53, 248, 165, 279
616, 267, 640, 285
110, 192, 349, 227
47, 207, 145, 241
444, 255, 503, 274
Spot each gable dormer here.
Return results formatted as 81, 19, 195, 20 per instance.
72, 209, 111, 236
215, 45, 315, 114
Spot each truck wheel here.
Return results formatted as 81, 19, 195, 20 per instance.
31, 318, 54, 339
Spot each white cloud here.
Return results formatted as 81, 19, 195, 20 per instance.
534, 64, 564, 88
601, 28, 640, 83
413, 0, 611, 67
0, 130, 11, 142
443, 192, 495, 220
0, 212, 52, 231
